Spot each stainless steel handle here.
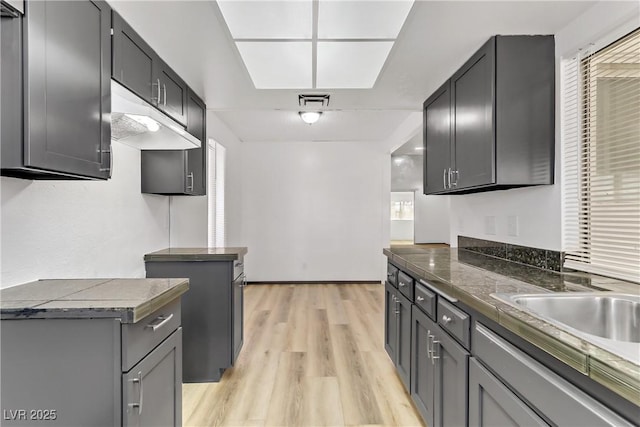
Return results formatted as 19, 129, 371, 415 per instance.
186, 172, 194, 192
447, 167, 452, 189
443, 169, 447, 189
442, 315, 453, 325
416, 296, 425, 302
128, 370, 143, 415
155, 78, 161, 105
431, 339, 440, 364
99, 148, 112, 176
427, 331, 433, 359
399, 281, 406, 287
453, 170, 459, 187
145, 313, 174, 332
163, 84, 167, 106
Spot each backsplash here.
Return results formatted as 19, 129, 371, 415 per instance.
458, 236, 564, 272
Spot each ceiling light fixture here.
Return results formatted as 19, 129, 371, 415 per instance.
299, 111, 322, 125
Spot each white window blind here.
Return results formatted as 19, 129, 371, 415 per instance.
207, 139, 226, 247
562, 28, 640, 283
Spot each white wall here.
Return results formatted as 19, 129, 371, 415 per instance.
241, 141, 385, 282
448, 1, 639, 251
415, 193, 450, 244
0, 142, 170, 288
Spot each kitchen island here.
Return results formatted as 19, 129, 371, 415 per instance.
0, 278, 188, 427
144, 247, 247, 382
384, 245, 639, 426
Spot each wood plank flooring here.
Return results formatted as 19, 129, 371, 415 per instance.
183, 284, 425, 427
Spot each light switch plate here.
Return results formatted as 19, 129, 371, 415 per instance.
484, 216, 496, 235
508, 215, 519, 237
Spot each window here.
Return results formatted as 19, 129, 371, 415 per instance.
207, 139, 226, 247
562, 28, 640, 283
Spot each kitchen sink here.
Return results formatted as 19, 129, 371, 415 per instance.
492, 292, 640, 362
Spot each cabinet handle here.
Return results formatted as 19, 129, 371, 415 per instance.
427, 331, 433, 359
99, 148, 112, 177
453, 170, 459, 187
145, 313, 174, 332
416, 295, 425, 302
154, 78, 161, 105
431, 339, 440, 364
442, 314, 453, 325
186, 172, 194, 192
443, 169, 447, 189
447, 168, 452, 189
128, 371, 143, 415
163, 83, 167, 106
399, 281, 406, 287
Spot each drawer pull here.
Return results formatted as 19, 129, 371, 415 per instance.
431, 339, 440, 364
399, 281, 406, 287
416, 296, 425, 302
145, 313, 174, 332
128, 370, 143, 414
442, 314, 453, 325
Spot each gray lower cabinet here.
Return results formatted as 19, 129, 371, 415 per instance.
0, 299, 182, 426
469, 358, 549, 427
384, 281, 411, 391
473, 323, 635, 427
145, 258, 244, 382
412, 304, 469, 427
1, 0, 112, 180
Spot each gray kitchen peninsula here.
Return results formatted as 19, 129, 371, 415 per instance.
0, 278, 188, 427
144, 247, 247, 382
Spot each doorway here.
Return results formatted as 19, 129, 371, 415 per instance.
390, 191, 415, 245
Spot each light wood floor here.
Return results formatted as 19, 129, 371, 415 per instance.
183, 284, 425, 427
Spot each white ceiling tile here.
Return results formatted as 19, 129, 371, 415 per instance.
236, 42, 312, 89
217, 1, 312, 39
318, 0, 414, 39
316, 41, 393, 88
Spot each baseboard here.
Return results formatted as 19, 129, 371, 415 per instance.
246, 281, 383, 285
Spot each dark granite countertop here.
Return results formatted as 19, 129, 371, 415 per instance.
144, 247, 248, 262
0, 278, 189, 323
384, 246, 640, 406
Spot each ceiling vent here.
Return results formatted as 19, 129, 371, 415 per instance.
298, 94, 330, 108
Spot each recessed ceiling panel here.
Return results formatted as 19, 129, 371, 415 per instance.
317, 42, 393, 88
217, 1, 312, 39
236, 42, 312, 89
318, 0, 414, 39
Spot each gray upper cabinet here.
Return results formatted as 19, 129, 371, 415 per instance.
424, 81, 452, 194
423, 35, 555, 195
1, 0, 111, 180
141, 89, 206, 196
155, 62, 188, 126
112, 11, 156, 104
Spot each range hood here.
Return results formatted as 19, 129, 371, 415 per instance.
111, 81, 200, 150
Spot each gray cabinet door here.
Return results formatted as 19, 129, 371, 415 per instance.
123, 328, 182, 427
154, 62, 188, 125
232, 274, 244, 363
411, 305, 436, 427
469, 358, 549, 427
23, 0, 111, 179
384, 281, 398, 363
112, 11, 157, 104
396, 291, 412, 391
141, 150, 188, 194
424, 80, 452, 194
186, 89, 207, 195
434, 323, 469, 427
451, 38, 496, 189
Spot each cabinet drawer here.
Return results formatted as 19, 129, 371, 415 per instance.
234, 257, 245, 280
122, 298, 181, 371
414, 283, 436, 320
437, 298, 469, 348
397, 271, 414, 301
387, 263, 398, 287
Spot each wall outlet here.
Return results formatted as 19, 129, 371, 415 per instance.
508, 215, 519, 237
484, 216, 496, 235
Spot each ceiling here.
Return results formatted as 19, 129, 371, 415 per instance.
110, 1, 598, 145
